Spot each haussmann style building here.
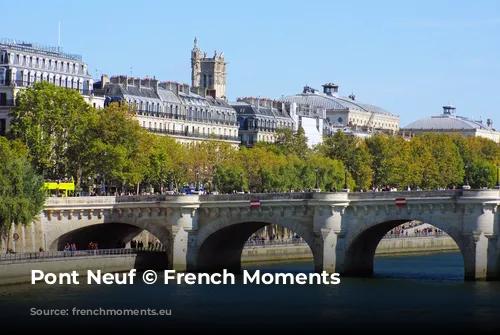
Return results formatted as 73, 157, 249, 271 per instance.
0, 37, 104, 136
93, 38, 239, 146
231, 97, 326, 148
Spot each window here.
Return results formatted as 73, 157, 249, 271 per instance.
0, 93, 6, 105
0, 119, 6, 136
338, 117, 343, 123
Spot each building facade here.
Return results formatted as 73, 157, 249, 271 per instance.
95, 75, 239, 146
280, 83, 399, 134
0, 38, 104, 136
232, 97, 326, 148
401, 104, 500, 143
231, 98, 295, 146
191, 37, 227, 100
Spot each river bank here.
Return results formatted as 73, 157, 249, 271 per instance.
240, 235, 458, 263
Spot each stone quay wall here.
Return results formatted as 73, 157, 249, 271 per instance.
241, 235, 459, 263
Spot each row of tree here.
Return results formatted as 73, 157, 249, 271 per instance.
5, 82, 500, 195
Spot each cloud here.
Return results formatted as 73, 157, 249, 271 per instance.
393, 17, 500, 28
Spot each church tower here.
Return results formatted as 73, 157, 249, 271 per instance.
190, 37, 227, 100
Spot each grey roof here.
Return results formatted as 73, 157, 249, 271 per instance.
103, 83, 162, 101
279, 90, 395, 116
157, 88, 182, 104
231, 101, 292, 120
403, 114, 495, 131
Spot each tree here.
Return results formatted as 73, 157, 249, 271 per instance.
0, 138, 45, 253
320, 131, 372, 190
273, 127, 310, 159
8, 81, 93, 182
78, 102, 150, 193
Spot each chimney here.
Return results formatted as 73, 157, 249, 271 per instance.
207, 88, 216, 99
141, 78, 151, 88
151, 79, 158, 92
183, 83, 190, 95
175, 83, 180, 96
134, 78, 141, 89
101, 74, 110, 88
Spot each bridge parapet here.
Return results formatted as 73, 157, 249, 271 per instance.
347, 190, 462, 200
199, 192, 315, 202
460, 189, 500, 200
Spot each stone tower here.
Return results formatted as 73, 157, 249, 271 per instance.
191, 37, 227, 99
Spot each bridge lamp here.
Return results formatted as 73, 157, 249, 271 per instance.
372, 170, 375, 189
213, 167, 218, 192
167, 171, 172, 191
315, 168, 320, 189
344, 168, 348, 191
496, 164, 500, 189
464, 164, 470, 187
484, 168, 489, 189
239, 172, 244, 192
195, 170, 200, 190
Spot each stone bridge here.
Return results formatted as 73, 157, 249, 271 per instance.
12, 189, 500, 280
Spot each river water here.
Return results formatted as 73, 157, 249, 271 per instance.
2, 251, 500, 332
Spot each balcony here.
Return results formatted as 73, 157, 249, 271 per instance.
0, 99, 15, 108
146, 127, 240, 141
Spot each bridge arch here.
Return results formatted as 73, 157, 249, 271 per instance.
45, 218, 171, 252
341, 217, 465, 277
195, 217, 319, 272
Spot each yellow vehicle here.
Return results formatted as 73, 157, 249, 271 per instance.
43, 177, 76, 197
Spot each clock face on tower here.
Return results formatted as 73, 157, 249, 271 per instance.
338, 117, 343, 123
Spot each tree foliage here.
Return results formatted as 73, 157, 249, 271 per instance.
5, 82, 500, 195
0, 137, 45, 252
8, 81, 93, 181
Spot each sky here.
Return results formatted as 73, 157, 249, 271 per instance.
3, 0, 500, 127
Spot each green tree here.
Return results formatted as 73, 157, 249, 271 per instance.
273, 127, 310, 159
78, 102, 150, 193
319, 131, 372, 190
0, 138, 45, 253
8, 81, 92, 182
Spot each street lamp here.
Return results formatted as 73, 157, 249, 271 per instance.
167, 171, 172, 191
496, 164, 500, 189
484, 168, 489, 189
239, 172, 244, 193
343, 167, 348, 191
195, 170, 200, 190
315, 168, 319, 189
372, 170, 375, 190
213, 167, 218, 192
463, 164, 470, 189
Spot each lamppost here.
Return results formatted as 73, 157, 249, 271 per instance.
239, 172, 244, 193
167, 171, 172, 191
315, 168, 319, 189
484, 167, 489, 189
213, 167, 218, 192
343, 167, 349, 192
372, 171, 375, 190
463, 164, 471, 189
195, 170, 200, 190
496, 164, 500, 189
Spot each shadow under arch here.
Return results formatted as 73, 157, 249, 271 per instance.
195, 220, 318, 273
343, 220, 465, 278
50, 222, 166, 251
